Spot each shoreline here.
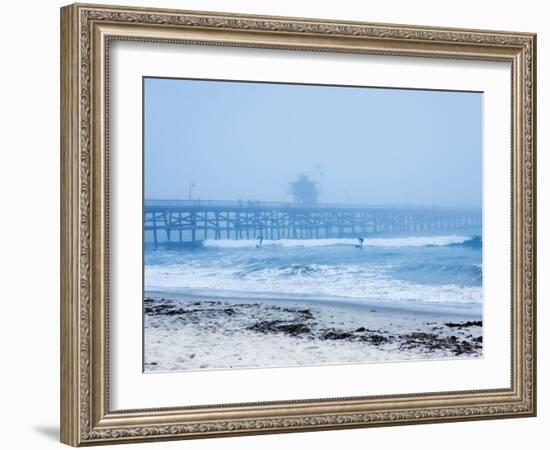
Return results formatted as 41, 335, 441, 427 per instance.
145, 289, 482, 318
144, 293, 483, 372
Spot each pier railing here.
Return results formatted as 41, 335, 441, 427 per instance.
145, 199, 476, 211
144, 199, 482, 244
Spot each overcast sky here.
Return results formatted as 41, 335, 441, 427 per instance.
144, 77, 482, 208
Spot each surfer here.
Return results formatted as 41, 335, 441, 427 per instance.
256, 234, 264, 248
355, 237, 365, 249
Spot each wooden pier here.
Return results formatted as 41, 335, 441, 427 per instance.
144, 200, 482, 244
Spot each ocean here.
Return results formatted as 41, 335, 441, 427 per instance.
144, 227, 482, 315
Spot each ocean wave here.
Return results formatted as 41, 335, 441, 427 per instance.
236, 263, 324, 277
202, 235, 477, 249
389, 261, 482, 285
145, 263, 482, 305
449, 235, 482, 248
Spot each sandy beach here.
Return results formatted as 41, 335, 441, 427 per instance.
144, 293, 482, 372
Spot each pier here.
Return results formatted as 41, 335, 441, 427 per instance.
144, 200, 482, 244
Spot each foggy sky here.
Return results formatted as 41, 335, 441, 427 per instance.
144, 77, 482, 208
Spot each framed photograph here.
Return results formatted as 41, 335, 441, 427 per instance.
60, 3, 536, 446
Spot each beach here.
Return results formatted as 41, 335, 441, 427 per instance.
143, 232, 483, 371
144, 293, 482, 372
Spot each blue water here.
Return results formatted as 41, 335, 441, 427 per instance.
144, 227, 482, 312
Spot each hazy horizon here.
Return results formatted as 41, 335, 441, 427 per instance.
144, 78, 482, 209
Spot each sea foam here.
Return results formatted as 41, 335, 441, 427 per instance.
145, 263, 482, 305
146, 232, 482, 308
202, 235, 474, 249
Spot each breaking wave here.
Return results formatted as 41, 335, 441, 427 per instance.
202, 235, 479, 249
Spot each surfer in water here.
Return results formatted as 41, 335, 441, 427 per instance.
256, 234, 264, 248
355, 237, 365, 249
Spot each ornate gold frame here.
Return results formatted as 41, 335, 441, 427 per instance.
60, 3, 536, 446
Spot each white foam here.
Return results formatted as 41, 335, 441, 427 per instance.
145, 263, 482, 305
202, 235, 472, 249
